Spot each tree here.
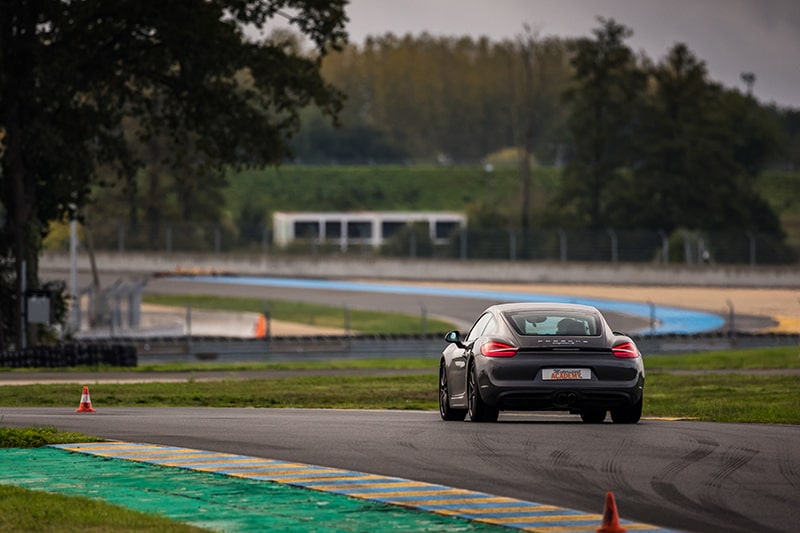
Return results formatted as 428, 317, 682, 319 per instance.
764, 105, 800, 171
509, 27, 570, 236
0, 0, 347, 348
558, 18, 645, 228
624, 43, 783, 235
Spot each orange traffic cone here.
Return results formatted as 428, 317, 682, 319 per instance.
76, 386, 96, 413
597, 491, 626, 533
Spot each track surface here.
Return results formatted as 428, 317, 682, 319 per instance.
2, 407, 798, 533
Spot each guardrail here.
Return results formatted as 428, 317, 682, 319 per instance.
134, 334, 446, 364
40, 250, 800, 288
69, 332, 800, 365
3, 332, 795, 367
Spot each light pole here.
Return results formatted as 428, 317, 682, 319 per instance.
740, 72, 755, 96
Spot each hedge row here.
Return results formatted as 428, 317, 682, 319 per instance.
0, 343, 137, 368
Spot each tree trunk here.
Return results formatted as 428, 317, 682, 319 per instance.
6, 102, 29, 348
518, 144, 531, 232
2, 5, 38, 349
81, 210, 105, 328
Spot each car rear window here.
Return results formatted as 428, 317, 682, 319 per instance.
504, 311, 600, 336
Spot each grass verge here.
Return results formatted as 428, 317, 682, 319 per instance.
645, 373, 800, 424
644, 346, 800, 370
0, 427, 209, 533
143, 294, 456, 334
0, 425, 100, 448
0, 485, 210, 533
0, 375, 437, 410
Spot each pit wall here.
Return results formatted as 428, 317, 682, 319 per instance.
39, 251, 800, 288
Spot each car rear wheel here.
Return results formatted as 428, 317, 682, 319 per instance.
467, 364, 499, 422
580, 408, 606, 423
611, 397, 643, 424
439, 362, 467, 421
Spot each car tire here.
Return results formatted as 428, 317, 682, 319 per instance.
611, 397, 643, 424
467, 363, 499, 422
439, 362, 467, 421
580, 408, 606, 423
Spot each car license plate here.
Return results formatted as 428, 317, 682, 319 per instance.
543, 368, 591, 380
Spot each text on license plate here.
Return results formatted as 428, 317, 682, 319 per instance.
543, 368, 591, 380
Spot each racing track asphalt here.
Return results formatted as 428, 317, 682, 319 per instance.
2, 407, 799, 533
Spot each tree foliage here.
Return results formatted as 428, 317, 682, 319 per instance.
311, 32, 573, 164
626, 44, 783, 234
0, 0, 347, 347
556, 18, 787, 247
293, 23, 794, 246
557, 18, 646, 229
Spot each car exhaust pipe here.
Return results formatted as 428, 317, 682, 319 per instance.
554, 392, 578, 407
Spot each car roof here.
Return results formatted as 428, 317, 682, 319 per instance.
485, 302, 601, 314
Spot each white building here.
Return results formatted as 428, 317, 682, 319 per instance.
272, 211, 467, 250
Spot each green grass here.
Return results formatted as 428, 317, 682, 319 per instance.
757, 170, 800, 255
0, 485, 210, 533
644, 346, 800, 370
641, 347, 800, 424
224, 165, 562, 215
0, 375, 437, 410
143, 294, 456, 334
759, 170, 800, 216
0, 426, 100, 448
646, 373, 800, 424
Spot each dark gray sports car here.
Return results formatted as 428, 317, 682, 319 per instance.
439, 302, 644, 423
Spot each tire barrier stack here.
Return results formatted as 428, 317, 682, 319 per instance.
0, 343, 137, 368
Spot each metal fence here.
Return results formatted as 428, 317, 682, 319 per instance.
80, 221, 795, 265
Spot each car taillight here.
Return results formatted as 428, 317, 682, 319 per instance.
613, 341, 639, 358
481, 342, 518, 357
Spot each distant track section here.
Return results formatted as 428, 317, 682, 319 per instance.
174, 276, 725, 335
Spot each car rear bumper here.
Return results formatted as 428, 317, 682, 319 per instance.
484, 386, 643, 411
476, 363, 644, 411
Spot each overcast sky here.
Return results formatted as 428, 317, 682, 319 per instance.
343, 0, 800, 109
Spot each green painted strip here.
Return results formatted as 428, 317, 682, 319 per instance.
0, 447, 507, 532
50, 441, 675, 532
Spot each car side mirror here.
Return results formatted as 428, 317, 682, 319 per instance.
445, 330, 466, 348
